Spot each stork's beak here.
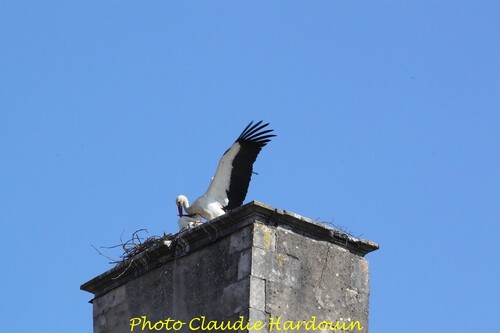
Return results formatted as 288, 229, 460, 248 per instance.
177, 202, 183, 217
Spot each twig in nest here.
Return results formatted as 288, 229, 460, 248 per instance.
111, 258, 135, 280
319, 219, 361, 238
92, 229, 175, 263
91, 229, 178, 279
91, 244, 122, 265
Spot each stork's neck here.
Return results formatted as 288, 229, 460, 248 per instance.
177, 195, 191, 217
182, 198, 194, 216
177, 195, 190, 210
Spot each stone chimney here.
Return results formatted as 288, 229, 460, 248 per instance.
81, 201, 379, 332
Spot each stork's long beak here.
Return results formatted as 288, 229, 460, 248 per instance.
177, 202, 183, 217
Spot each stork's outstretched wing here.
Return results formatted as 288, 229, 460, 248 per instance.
204, 121, 276, 210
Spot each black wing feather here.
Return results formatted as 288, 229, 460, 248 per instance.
224, 121, 276, 211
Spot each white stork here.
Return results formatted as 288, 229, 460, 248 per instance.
176, 121, 275, 224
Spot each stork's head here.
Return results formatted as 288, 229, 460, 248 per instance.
175, 195, 188, 217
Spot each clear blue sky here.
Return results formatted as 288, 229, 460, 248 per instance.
1, 1, 499, 332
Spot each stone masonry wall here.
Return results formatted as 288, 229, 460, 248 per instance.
81, 202, 378, 333
249, 222, 371, 332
